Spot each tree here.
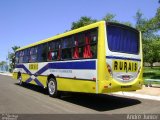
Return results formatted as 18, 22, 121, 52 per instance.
121, 22, 133, 27
0, 61, 7, 72
71, 16, 97, 30
103, 13, 132, 27
8, 46, 20, 72
0, 61, 7, 66
135, 8, 160, 33
143, 37, 160, 68
102, 13, 118, 22
134, 10, 148, 32
135, 9, 160, 68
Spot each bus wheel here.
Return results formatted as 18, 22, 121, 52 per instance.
18, 75, 23, 86
48, 78, 59, 98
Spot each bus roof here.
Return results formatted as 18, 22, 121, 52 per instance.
16, 21, 139, 52
16, 21, 105, 52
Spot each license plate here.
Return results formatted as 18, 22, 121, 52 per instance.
112, 60, 138, 72
121, 85, 132, 88
122, 75, 130, 80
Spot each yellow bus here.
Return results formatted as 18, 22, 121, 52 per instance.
13, 21, 143, 97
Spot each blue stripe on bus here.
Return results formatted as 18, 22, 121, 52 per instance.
16, 60, 96, 75
34, 78, 44, 87
36, 60, 96, 75
26, 77, 32, 83
36, 64, 49, 75
49, 60, 96, 69
16, 64, 32, 74
106, 56, 141, 61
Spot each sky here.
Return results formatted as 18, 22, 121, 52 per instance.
0, 0, 159, 61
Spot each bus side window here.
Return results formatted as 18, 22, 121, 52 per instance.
15, 52, 19, 63
84, 29, 97, 59
48, 41, 61, 61
56, 40, 61, 60
90, 29, 97, 58
73, 35, 79, 59
61, 37, 72, 60
41, 43, 48, 62
19, 51, 24, 63
29, 47, 37, 63
37, 45, 43, 62
23, 49, 30, 63
48, 42, 53, 61
71, 29, 96, 59
83, 33, 93, 58
73, 33, 85, 59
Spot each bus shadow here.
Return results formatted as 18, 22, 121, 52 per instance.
60, 93, 141, 112
14, 83, 141, 112
14, 83, 48, 95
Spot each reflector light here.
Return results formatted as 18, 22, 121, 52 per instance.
107, 63, 112, 76
138, 67, 141, 74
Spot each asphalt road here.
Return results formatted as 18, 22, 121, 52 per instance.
0, 74, 160, 114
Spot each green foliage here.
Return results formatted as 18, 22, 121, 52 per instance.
0, 61, 7, 66
143, 67, 160, 80
121, 22, 133, 27
71, 13, 133, 30
143, 39, 160, 67
134, 8, 160, 68
8, 46, 20, 72
135, 9, 160, 33
145, 7, 160, 32
0, 61, 7, 72
102, 13, 118, 22
103, 13, 133, 27
134, 10, 148, 32
71, 16, 97, 30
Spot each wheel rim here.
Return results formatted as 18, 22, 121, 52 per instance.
48, 81, 56, 95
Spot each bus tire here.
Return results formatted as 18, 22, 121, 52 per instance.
48, 78, 59, 98
18, 75, 23, 86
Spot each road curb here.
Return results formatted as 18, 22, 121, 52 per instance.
113, 92, 160, 101
0, 73, 12, 76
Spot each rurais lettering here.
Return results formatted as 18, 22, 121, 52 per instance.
113, 60, 138, 72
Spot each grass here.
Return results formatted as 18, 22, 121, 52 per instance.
143, 67, 160, 85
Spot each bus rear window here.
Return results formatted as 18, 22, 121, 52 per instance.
107, 25, 139, 54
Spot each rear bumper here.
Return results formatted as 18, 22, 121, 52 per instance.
98, 78, 143, 93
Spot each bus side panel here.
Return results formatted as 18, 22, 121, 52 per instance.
12, 72, 18, 80
37, 76, 48, 88
97, 22, 110, 93
57, 78, 96, 93
21, 74, 47, 88
139, 31, 144, 85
